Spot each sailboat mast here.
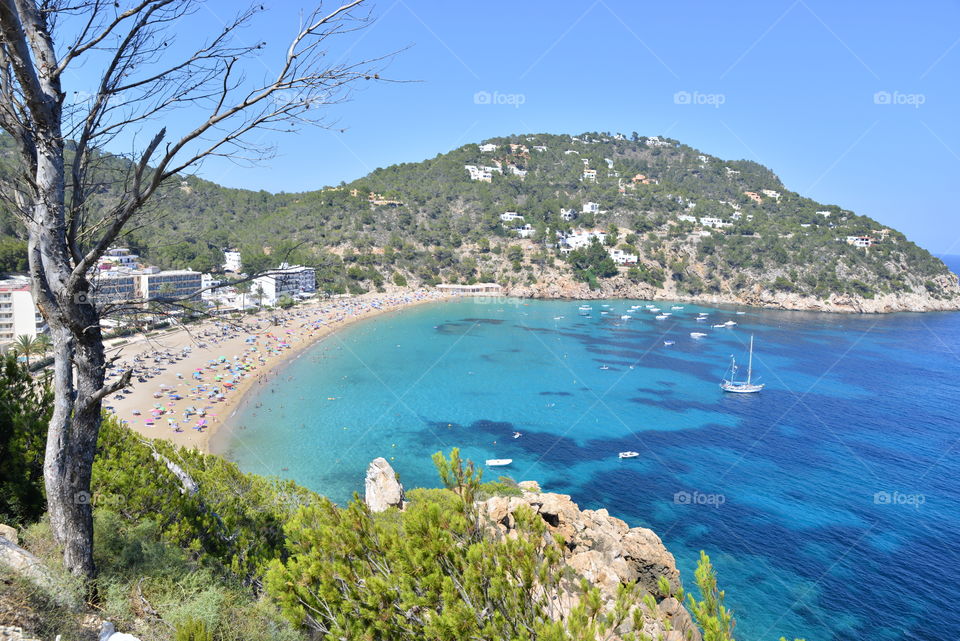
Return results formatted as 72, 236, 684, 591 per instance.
747, 335, 754, 384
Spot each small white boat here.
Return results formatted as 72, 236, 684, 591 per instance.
618, 451, 640, 459
696, 317, 707, 322
690, 332, 708, 339
600, 311, 609, 315
656, 314, 669, 320
724, 320, 737, 326
486, 458, 513, 467
736, 311, 746, 315
663, 340, 675, 346
512, 431, 522, 439
600, 365, 610, 370
553, 315, 565, 320
713, 324, 727, 328
621, 315, 632, 320
649, 307, 661, 312
579, 305, 592, 311
671, 306, 684, 310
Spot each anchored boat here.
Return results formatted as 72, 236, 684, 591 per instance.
721, 335, 765, 393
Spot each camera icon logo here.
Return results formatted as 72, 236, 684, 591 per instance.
74, 292, 92, 305
673, 490, 691, 505
473, 91, 491, 105
873, 491, 891, 504
74, 491, 91, 505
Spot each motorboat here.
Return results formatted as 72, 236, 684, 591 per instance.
690, 332, 708, 339
486, 459, 513, 467
618, 451, 640, 459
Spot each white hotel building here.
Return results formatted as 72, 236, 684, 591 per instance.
251, 263, 317, 306
0, 277, 44, 345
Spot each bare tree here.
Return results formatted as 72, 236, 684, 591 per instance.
0, 0, 388, 580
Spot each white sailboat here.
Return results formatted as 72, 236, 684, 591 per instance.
720, 335, 764, 393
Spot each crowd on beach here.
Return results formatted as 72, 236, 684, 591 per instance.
105, 289, 448, 445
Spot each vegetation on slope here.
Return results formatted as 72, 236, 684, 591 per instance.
0, 132, 954, 302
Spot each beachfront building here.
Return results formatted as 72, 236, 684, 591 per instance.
0, 276, 44, 345
251, 263, 317, 306
136, 268, 203, 302
223, 249, 242, 273
436, 283, 502, 296
90, 268, 138, 306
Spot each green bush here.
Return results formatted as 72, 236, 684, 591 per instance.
0, 355, 52, 526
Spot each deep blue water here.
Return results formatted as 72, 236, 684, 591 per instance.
221, 258, 960, 641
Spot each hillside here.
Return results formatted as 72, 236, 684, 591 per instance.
1, 131, 957, 312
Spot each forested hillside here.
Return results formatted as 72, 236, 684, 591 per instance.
1, 132, 956, 309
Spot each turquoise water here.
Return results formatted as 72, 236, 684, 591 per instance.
221, 277, 960, 641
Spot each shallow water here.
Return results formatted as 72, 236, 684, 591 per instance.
222, 264, 960, 641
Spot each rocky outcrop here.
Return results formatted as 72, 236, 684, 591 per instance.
364, 457, 405, 512
482, 488, 700, 641
0, 525, 16, 545
503, 268, 960, 314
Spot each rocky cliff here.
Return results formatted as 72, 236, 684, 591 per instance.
482, 482, 702, 641
504, 265, 960, 313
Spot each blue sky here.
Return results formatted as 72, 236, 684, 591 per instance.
64, 1, 960, 253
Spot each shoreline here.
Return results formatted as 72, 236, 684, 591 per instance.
105, 289, 452, 454
104, 287, 960, 457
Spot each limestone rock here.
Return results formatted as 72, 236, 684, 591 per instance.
0, 524, 17, 544
621, 526, 682, 595
480, 489, 698, 640
364, 457, 404, 512
517, 480, 541, 493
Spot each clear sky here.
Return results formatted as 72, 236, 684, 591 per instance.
63, 1, 960, 253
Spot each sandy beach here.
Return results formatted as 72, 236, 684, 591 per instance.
104, 289, 450, 452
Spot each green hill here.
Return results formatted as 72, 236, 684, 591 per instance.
1, 131, 956, 311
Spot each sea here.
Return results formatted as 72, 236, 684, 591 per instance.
218, 256, 960, 641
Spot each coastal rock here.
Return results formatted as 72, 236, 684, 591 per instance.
480, 490, 699, 641
517, 480, 541, 494
502, 267, 960, 314
364, 457, 404, 512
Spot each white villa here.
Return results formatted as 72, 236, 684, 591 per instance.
582, 201, 600, 214
479, 143, 498, 153
500, 212, 524, 222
